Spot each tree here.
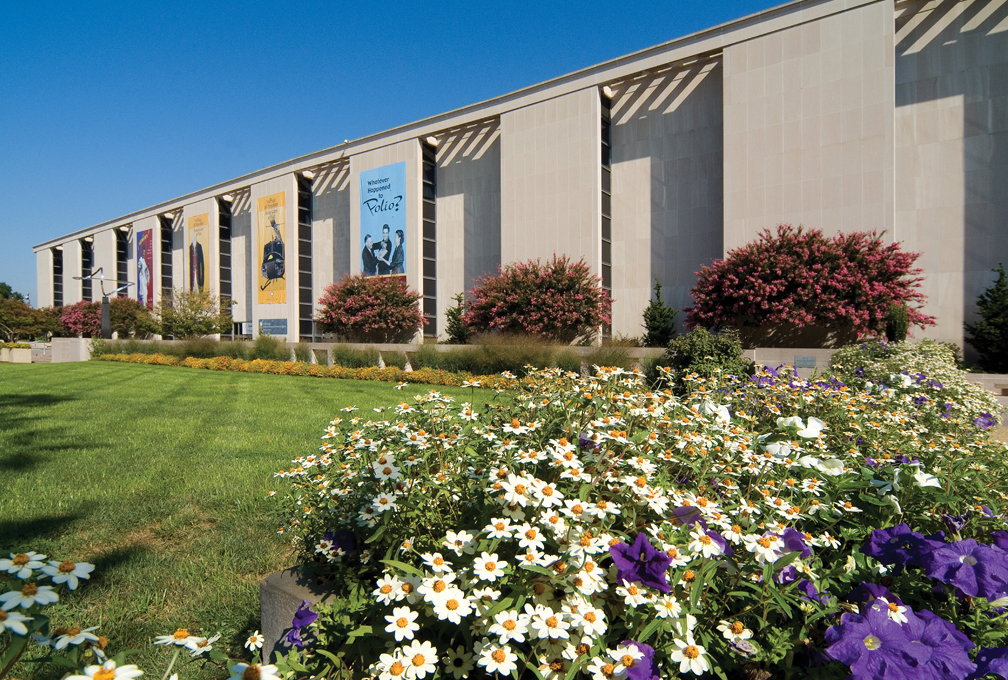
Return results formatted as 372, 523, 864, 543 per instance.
444, 292, 471, 345
642, 279, 678, 348
315, 275, 424, 343
965, 263, 1008, 373
0, 298, 42, 341
156, 288, 232, 339
110, 297, 160, 338
0, 282, 24, 301
463, 255, 612, 343
60, 301, 101, 337
685, 225, 934, 340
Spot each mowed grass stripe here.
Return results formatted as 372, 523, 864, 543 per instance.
0, 362, 488, 679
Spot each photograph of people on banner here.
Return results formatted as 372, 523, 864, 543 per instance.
136, 229, 153, 309
360, 162, 405, 279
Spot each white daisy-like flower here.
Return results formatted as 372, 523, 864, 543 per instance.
377, 650, 407, 680
431, 587, 473, 625
228, 664, 280, 680
442, 645, 475, 679
489, 610, 529, 644
615, 580, 650, 608
421, 552, 454, 574
670, 634, 710, 675
586, 655, 623, 680
245, 630, 264, 651
67, 660, 144, 680
529, 607, 570, 640
473, 553, 507, 582
54, 626, 100, 651
186, 632, 221, 657
654, 594, 682, 619
418, 572, 457, 602
516, 524, 546, 552
443, 530, 477, 556
385, 606, 420, 642
374, 573, 405, 605
42, 560, 96, 591
717, 620, 753, 642
477, 639, 518, 676
0, 609, 33, 635
0, 583, 59, 610
687, 528, 724, 559
572, 604, 606, 636
401, 639, 438, 680
0, 552, 46, 579
609, 643, 644, 674
484, 518, 513, 540
154, 628, 198, 646
873, 598, 910, 624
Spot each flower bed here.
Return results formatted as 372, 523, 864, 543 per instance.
93, 352, 517, 390
271, 354, 1008, 679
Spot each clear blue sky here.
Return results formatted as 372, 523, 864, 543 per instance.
1, 1, 778, 305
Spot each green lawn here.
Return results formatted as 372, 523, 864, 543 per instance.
0, 362, 487, 679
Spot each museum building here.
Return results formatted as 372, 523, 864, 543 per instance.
33, 0, 1008, 349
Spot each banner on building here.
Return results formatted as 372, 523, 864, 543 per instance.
136, 229, 154, 309
257, 192, 287, 304
187, 213, 210, 293
359, 162, 406, 278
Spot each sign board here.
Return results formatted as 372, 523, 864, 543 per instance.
795, 355, 817, 368
259, 318, 288, 336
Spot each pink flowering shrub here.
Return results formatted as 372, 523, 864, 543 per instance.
59, 301, 101, 336
685, 225, 935, 338
463, 255, 612, 343
315, 275, 424, 343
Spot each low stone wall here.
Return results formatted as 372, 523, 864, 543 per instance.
52, 338, 92, 363
259, 567, 341, 664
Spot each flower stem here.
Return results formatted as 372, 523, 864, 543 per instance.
160, 649, 180, 680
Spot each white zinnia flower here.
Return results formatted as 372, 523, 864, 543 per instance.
54, 626, 100, 650
477, 640, 518, 676
0, 583, 59, 610
67, 660, 144, 680
245, 630, 264, 651
385, 606, 420, 642
0, 552, 46, 579
489, 610, 529, 644
228, 664, 280, 680
473, 553, 506, 582
0, 609, 33, 635
155, 628, 198, 646
670, 634, 710, 675
401, 639, 438, 680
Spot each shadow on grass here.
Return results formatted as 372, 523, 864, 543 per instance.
0, 512, 88, 551
0, 393, 78, 410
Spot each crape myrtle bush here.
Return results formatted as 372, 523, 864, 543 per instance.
271, 349, 1008, 680
316, 275, 424, 343
463, 255, 612, 344
60, 301, 102, 337
685, 225, 935, 338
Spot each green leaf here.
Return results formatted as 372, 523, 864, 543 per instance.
380, 559, 423, 578
519, 564, 557, 579
638, 616, 665, 643
347, 625, 373, 639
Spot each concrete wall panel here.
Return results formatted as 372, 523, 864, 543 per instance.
724, 0, 895, 251
610, 59, 724, 337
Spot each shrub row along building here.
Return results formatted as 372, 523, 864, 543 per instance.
33, 0, 1008, 348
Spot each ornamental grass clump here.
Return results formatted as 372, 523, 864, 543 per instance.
685, 225, 935, 341
463, 255, 612, 343
272, 346, 1008, 679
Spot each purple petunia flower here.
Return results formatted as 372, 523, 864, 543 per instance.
923, 539, 1008, 600
992, 530, 1008, 554
968, 647, 1008, 680
285, 626, 304, 649
861, 524, 931, 567
825, 606, 918, 679
975, 412, 998, 430
780, 528, 812, 559
292, 600, 318, 629
619, 641, 658, 680
797, 579, 821, 603
901, 608, 976, 680
775, 564, 799, 586
942, 511, 972, 535
610, 533, 674, 594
